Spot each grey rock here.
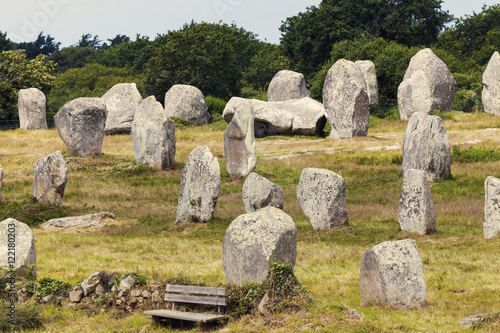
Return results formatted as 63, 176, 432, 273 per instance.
398, 70, 434, 120
18, 88, 47, 130
42, 212, 115, 230
81, 272, 101, 296
164, 85, 209, 125
69, 290, 84, 303
224, 102, 256, 177
150, 284, 161, 292
398, 48, 457, 120
297, 168, 348, 230
483, 51, 500, 116
32, 151, 68, 205
398, 169, 436, 235
54, 97, 107, 157
257, 290, 271, 315
141, 290, 151, 298
130, 289, 142, 297
267, 70, 311, 102
484, 176, 500, 239
95, 284, 106, 296
242, 172, 284, 213
402, 113, 451, 181
0, 165, 3, 203
102, 83, 142, 134
323, 59, 369, 139
223, 97, 326, 138
0, 218, 37, 279
342, 306, 364, 322
458, 313, 493, 329
176, 146, 220, 224
119, 274, 137, 292
355, 60, 379, 112
360, 239, 426, 309
223, 207, 297, 284
131, 96, 176, 170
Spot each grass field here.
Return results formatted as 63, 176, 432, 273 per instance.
1, 112, 500, 332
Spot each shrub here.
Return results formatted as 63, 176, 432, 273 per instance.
205, 95, 227, 123
171, 117, 192, 129
35, 277, 72, 302
452, 89, 482, 112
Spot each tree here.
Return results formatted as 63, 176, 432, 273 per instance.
280, 0, 453, 76
16, 32, 60, 59
97, 35, 154, 74
48, 46, 98, 71
77, 34, 102, 49
106, 34, 131, 47
0, 31, 14, 52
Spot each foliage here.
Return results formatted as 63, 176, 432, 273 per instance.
77, 34, 102, 49
433, 110, 455, 121
264, 262, 309, 313
451, 146, 500, 164
452, 89, 482, 112
0, 302, 43, 331
0, 31, 14, 52
205, 95, 227, 123
35, 277, 72, 302
16, 32, 60, 59
226, 282, 265, 319
171, 117, 192, 128
96, 35, 154, 74
48, 46, 99, 71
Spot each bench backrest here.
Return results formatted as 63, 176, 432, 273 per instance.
164, 284, 227, 308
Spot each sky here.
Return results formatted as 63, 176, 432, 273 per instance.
0, 0, 499, 47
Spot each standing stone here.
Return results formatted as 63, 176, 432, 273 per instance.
267, 70, 312, 102
242, 172, 284, 213
224, 102, 256, 178
484, 176, 500, 239
355, 60, 379, 112
54, 98, 107, 157
176, 146, 221, 224
131, 96, 176, 170
223, 207, 297, 285
32, 151, 68, 206
18, 88, 47, 130
398, 169, 436, 235
164, 85, 210, 125
0, 165, 3, 203
102, 83, 142, 134
0, 218, 37, 279
360, 239, 426, 309
398, 48, 457, 120
297, 168, 348, 230
483, 51, 500, 116
402, 113, 451, 181
323, 59, 369, 139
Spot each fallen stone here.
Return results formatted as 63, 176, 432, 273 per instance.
164, 84, 209, 125
355, 60, 379, 112
42, 212, 115, 230
342, 306, 364, 322
483, 51, 500, 116
458, 313, 493, 329
484, 176, 500, 239
102, 83, 142, 134
32, 151, 68, 206
18, 88, 48, 130
0, 218, 37, 279
267, 70, 311, 102
242, 172, 284, 213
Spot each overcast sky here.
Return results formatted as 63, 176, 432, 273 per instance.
0, 0, 498, 47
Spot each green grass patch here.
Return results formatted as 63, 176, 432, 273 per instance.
452, 146, 500, 163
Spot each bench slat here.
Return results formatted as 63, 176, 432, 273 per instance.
164, 293, 227, 306
144, 310, 225, 323
165, 284, 226, 296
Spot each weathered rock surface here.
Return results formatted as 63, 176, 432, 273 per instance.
0, 218, 37, 279
42, 212, 115, 230
32, 151, 68, 206
119, 274, 137, 292
398, 70, 434, 120
223, 97, 326, 138
398, 48, 457, 120
102, 83, 142, 134
176, 146, 221, 224
131, 96, 176, 170
223, 207, 297, 284
458, 313, 494, 329
224, 102, 256, 177
164, 85, 209, 125
355, 60, 379, 112
398, 169, 436, 235
267, 70, 312, 102
323, 59, 369, 139
402, 113, 451, 181
297, 168, 348, 230
0, 165, 3, 203
484, 176, 500, 239
18, 88, 47, 130
360, 239, 426, 309
54, 98, 107, 156
81, 272, 101, 296
242, 172, 284, 213
483, 51, 500, 116
69, 286, 84, 303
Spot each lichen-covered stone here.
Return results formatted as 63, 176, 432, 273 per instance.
18, 88, 47, 130
360, 239, 426, 309
0, 218, 37, 279
267, 70, 311, 102
355, 60, 379, 112
131, 96, 176, 170
42, 212, 115, 230
397, 70, 434, 120
484, 176, 500, 239
402, 113, 451, 181
102, 83, 142, 134
297, 168, 348, 230
81, 272, 101, 296
176, 146, 221, 223
164, 85, 209, 125
32, 151, 68, 206
483, 51, 500, 116
223, 207, 297, 284
242, 172, 284, 213
323, 59, 369, 139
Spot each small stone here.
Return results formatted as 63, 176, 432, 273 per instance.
141, 291, 151, 298
43, 212, 115, 230
458, 313, 493, 329
95, 284, 105, 296
150, 285, 160, 292
130, 289, 142, 297
69, 290, 83, 303
342, 306, 364, 322
81, 272, 101, 296
119, 274, 137, 292
41, 295, 52, 303
116, 299, 122, 305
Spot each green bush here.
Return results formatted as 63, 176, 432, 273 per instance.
452, 88, 482, 112
171, 117, 192, 128
205, 95, 227, 121
35, 277, 72, 302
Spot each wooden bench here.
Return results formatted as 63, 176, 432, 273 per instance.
144, 284, 227, 324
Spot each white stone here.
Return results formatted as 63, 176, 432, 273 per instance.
42, 212, 115, 230
18, 88, 47, 130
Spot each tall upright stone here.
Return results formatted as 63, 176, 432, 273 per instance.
131, 96, 176, 170
323, 59, 369, 139
18, 88, 48, 130
102, 83, 142, 134
54, 98, 107, 157
164, 85, 210, 125
0, 218, 37, 279
267, 70, 312, 102
484, 176, 500, 239
398, 169, 436, 235
402, 113, 451, 181
398, 70, 434, 120
355, 60, 379, 112
360, 239, 426, 309
483, 51, 500, 116
176, 146, 221, 224
32, 151, 68, 206
224, 102, 256, 178
242, 172, 284, 213
0, 165, 3, 203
